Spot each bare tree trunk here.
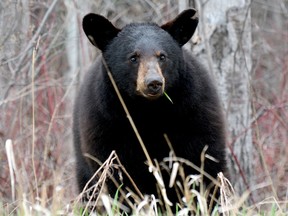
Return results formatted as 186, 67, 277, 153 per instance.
64, 0, 80, 100
63, 1, 94, 104
193, 0, 253, 196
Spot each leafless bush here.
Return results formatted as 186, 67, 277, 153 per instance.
0, 0, 287, 215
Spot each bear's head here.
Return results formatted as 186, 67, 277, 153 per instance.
82, 9, 198, 100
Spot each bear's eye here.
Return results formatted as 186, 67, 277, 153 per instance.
130, 55, 138, 63
159, 54, 166, 62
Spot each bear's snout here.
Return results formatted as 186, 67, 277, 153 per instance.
136, 61, 165, 99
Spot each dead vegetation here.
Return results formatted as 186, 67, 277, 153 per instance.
0, 0, 287, 215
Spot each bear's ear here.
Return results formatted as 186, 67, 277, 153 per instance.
82, 13, 120, 51
161, 9, 198, 47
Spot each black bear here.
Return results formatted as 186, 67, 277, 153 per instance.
73, 8, 226, 212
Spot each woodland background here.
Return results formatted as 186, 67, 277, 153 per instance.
0, 0, 287, 214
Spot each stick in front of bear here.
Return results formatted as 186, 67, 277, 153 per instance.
73, 8, 227, 214
102, 57, 175, 208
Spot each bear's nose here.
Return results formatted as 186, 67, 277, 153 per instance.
147, 79, 163, 94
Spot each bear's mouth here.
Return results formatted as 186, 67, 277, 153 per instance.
138, 89, 164, 100
146, 92, 162, 99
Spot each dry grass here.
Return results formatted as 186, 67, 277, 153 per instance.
0, 0, 287, 215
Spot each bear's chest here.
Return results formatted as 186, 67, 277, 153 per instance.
111, 104, 180, 156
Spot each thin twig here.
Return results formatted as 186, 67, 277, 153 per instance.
101, 58, 154, 169
31, 36, 41, 200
